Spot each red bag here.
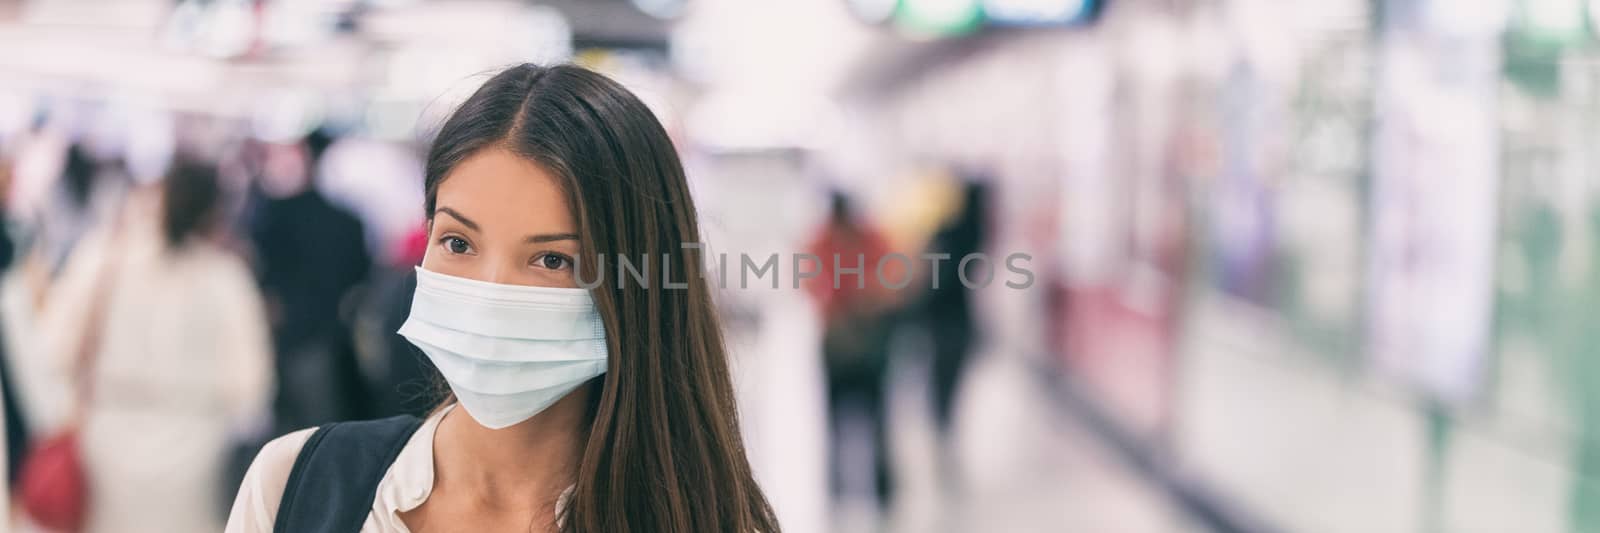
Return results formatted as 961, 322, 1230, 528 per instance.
18, 432, 88, 532
17, 229, 123, 532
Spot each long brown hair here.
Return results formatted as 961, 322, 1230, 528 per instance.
162, 158, 222, 250
423, 64, 780, 533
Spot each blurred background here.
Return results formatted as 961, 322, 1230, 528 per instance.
0, 0, 1594, 532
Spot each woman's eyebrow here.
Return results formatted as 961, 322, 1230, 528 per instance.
525, 233, 579, 244
436, 207, 479, 231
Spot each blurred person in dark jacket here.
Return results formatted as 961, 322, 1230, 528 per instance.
0, 155, 23, 489
38, 143, 126, 274
352, 221, 438, 419
919, 179, 989, 479
248, 130, 373, 433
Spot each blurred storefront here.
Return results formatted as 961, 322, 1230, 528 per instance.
1170, 1, 1600, 532
824, 0, 1600, 532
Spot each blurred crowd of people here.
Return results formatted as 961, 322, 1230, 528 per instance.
0, 117, 445, 532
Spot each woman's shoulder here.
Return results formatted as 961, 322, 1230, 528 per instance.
253, 427, 320, 477
223, 428, 318, 533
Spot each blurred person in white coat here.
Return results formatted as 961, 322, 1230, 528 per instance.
35, 158, 273, 533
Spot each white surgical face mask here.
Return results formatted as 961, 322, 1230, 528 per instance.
398, 266, 608, 429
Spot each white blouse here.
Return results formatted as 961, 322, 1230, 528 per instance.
226, 405, 508, 533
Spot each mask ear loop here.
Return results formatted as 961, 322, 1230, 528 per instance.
589, 310, 608, 360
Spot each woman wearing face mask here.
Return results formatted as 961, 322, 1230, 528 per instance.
225, 64, 781, 533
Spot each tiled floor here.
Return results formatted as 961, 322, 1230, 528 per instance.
735, 294, 1202, 533
1173, 293, 1577, 533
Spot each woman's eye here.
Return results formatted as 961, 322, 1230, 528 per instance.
537, 254, 570, 270
444, 237, 471, 254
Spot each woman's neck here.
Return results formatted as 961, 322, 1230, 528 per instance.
432, 384, 594, 510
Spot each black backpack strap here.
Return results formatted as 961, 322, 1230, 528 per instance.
273, 415, 424, 533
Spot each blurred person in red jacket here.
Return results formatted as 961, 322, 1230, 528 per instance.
805, 190, 904, 510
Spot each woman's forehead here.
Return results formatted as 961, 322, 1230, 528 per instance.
435, 148, 576, 235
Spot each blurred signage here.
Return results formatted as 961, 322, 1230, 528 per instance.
1207, 61, 1281, 306
1366, 2, 1502, 407
982, 0, 1097, 26
895, 0, 983, 36
845, 0, 899, 25
1591, 0, 1600, 37
1512, 0, 1587, 43
849, 0, 1102, 34
629, 0, 687, 20
162, 0, 258, 58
